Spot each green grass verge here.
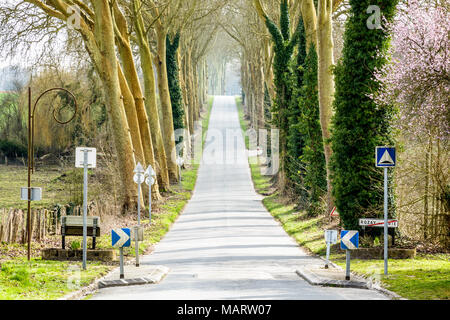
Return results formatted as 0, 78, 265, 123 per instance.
250, 155, 450, 300
202, 96, 214, 147
0, 258, 112, 300
332, 254, 450, 300
0, 166, 74, 210
235, 96, 249, 149
240, 100, 450, 300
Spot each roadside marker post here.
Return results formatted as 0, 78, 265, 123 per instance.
324, 230, 337, 269
75, 147, 96, 270
376, 146, 396, 275
133, 163, 145, 267
176, 156, 184, 187
145, 165, 156, 224
340, 230, 359, 280
112, 228, 131, 279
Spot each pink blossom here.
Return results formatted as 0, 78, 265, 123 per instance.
375, 0, 449, 141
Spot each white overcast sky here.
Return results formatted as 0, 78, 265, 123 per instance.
0, 0, 67, 70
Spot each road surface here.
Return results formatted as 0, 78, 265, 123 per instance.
92, 96, 387, 300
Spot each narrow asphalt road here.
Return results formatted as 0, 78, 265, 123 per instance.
92, 96, 387, 300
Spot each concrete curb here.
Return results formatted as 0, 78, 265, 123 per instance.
58, 268, 116, 300
367, 280, 407, 300
319, 256, 405, 299
97, 266, 169, 289
296, 267, 369, 289
58, 262, 169, 300
296, 263, 406, 300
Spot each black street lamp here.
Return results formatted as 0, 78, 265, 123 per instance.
26, 87, 77, 261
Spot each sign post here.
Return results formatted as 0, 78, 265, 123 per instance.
75, 147, 96, 270
112, 228, 131, 279
145, 165, 156, 224
376, 146, 396, 275
176, 156, 184, 187
133, 163, 145, 267
340, 230, 359, 280
324, 230, 337, 269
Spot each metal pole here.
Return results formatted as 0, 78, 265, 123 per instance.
25, 87, 77, 264
119, 247, 124, 279
136, 181, 140, 267
179, 164, 182, 187
82, 150, 88, 270
149, 185, 152, 224
27, 87, 32, 261
135, 229, 140, 267
325, 242, 330, 269
345, 250, 351, 280
137, 181, 141, 225
384, 167, 388, 275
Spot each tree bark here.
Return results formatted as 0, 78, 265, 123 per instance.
132, 0, 171, 191
113, 2, 161, 199
317, 0, 335, 212
92, 0, 137, 210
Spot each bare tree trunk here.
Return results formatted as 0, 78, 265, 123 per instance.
117, 65, 145, 165
132, 0, 171, 191
186, 48, 195, 134
113, 2, 161, 199
317, 0, 335, 213
178, 50, 192, 158
423, 135, 431, 239
93, 0, 137, 210
256, 52, 265, 139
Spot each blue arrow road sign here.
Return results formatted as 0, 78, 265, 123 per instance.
340, 230, 359, 250
112, 228, 131, 248
376, 147, 396, 167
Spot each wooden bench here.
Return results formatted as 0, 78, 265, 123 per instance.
61, 216, 100, 250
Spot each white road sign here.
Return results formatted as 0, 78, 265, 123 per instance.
133, 173, 145, 184
324, 230, 338, 244
75, 147, 97, 168
359, 218, 398, 228
20, 187, 42, 201
145, 176, 155, 186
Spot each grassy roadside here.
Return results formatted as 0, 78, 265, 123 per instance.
0, 166, 74, 210
235, 96, 249, 149
0, 96, 215, 300
237, 96, 450, 300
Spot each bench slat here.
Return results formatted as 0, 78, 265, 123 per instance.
61, 216, 100, 227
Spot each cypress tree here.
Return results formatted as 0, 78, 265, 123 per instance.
331, 0, 398, 230
287, 18, 308, 204
166, 32, 184, 131
264, 0, 299, 190
299, 44, 327, 216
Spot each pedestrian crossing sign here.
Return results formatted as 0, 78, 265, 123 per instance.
376, 147, 396, 168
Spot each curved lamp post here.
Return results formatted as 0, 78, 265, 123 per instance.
26, 87, 77, 260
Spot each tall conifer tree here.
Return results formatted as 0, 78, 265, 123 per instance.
331, 0, 398, 229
